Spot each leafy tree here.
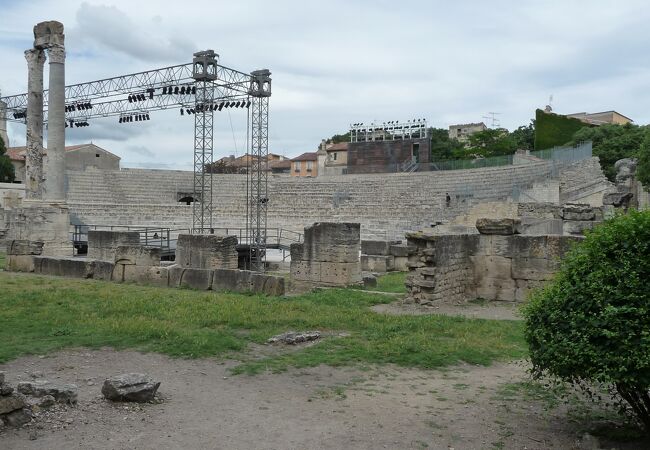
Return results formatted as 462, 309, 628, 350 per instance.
204, 159, 238, 174
0, 135, 16, 183
429, 127, 464, 160
465, 128, 517, 157
571, 123, 648, 181
327, 132, 350, 144
511, 121, 535, 151
636, 128, 650, 187
523, 210, 650, 433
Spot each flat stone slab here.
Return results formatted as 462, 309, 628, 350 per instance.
17, 380, 78, 404
0, 394, 26, 415
102, 373, 160, 402
267, 331, 321, 345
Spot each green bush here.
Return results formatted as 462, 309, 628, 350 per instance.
523, 210, 650, 432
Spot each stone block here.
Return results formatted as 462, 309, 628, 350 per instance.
212, 268, 252, 292
561, 204, 595, 221
320, 261, 362, 286
511, 257, 557, 281
211, 269, 285, 296
123, 265, 169, 287
114, 246, 161, 266
361, 254, 394, 273
516, 218, 563, 235
91, 260, 115, 281
475, 277, 516, 302
563, 220, 594, 235
290, 243, 304, 261
476, 218, 520, 235
290, 260, 321, 282
363, 274, 377, 288
477, 235, 513, 257
8, 239, 43, 255
515, 279, 546, 302
175, 234, 238, 270
169, 266, 213, 290
34, 256, 92, 278
471, 255, 512, 281
7, 254, 35, 272
393, 256, 409, 272
88, 231, 140, 261
250, 273, 285, 296
361, 240, 399, 256
301, 222, 360, 263
510, 235, 548, 259
545, 235, 582, 261
389, 244, 413, 257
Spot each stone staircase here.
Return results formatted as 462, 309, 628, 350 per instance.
65, 158, 595, 240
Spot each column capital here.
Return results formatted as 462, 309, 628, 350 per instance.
47, 44, 66, 64
24, 48, 46, 66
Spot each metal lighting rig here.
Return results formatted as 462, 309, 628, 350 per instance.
1, 50, 271, 271
350, 118, 427, 143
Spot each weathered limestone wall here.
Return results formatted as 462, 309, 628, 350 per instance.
360, 240, 414, 272
405, 233, 479, 305
175, 234, 238, 270
290, 222, 361, 287
6, 205, 73, 256
87, 230, 140, 262
404, 218, 583, 305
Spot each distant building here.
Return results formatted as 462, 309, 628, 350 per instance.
448, 122, 487, 142
291, 152, 318, 177
317, 141, 349, 176
565, 111, 633, 126
213, 153, 287, 173
269, 159, 291, 175
7, 143, 121, 183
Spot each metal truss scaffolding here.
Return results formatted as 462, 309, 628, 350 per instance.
246, 70, 272, 272
1, 51, 272, 271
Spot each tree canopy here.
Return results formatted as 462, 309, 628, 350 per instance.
0, 135, 16, 183
570, 123, 648, 181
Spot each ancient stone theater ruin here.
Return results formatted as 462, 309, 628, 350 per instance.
1, 20, 648, 301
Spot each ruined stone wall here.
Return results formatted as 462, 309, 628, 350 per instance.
405, 233, 479, 305
404, 219, 583, 305
175, 234, 238, 270
290, 222, 361, 287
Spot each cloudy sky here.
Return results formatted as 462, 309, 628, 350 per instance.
1, 0, 648, 170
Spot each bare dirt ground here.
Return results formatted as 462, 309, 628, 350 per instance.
1, 348, 645, 449
372, 300, 522, 321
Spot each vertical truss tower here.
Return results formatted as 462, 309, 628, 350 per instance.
191, 51, 218, 233
247, 70, 272, 271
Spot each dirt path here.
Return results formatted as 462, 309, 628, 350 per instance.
372, 301, 522, 321
0, 349, 645, 449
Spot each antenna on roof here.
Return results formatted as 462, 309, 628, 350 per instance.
482, 112, 501, 128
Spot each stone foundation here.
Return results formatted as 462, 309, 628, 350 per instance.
175, 234, 238, 270
290, 222, 361, 287
405, 218, 582, 305
5, 202, 73, 257
87, 230, 140, 261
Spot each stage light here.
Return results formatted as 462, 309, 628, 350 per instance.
163, 87, 167, 94
246, 100, 251, 108
191, 86, 196, 94
174, 87, 179, 94
218, 102, 224, 111
180, 86, 186, 95
146, 114, 150, 120
180, 108, 184, 116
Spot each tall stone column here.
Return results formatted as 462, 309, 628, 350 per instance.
24, 48, 46, 199
44, 43, 65, 203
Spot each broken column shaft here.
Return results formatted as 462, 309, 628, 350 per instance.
24, 48, 46, 199
44, 44, 65, 203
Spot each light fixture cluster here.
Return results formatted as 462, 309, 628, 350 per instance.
65, 102, 92, 112
180, 99, 251, 115
66, 119, 89, 128
162, 85, 196, 95
12, 111, 26, 119
118, 113, 150, 123
128, 88, 155, 103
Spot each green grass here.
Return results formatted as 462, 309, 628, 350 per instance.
0, 251, 5, 270
0, 272, 527, 374
373, 271, 408, 293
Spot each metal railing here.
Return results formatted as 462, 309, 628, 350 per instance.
71, 224, 303, 257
